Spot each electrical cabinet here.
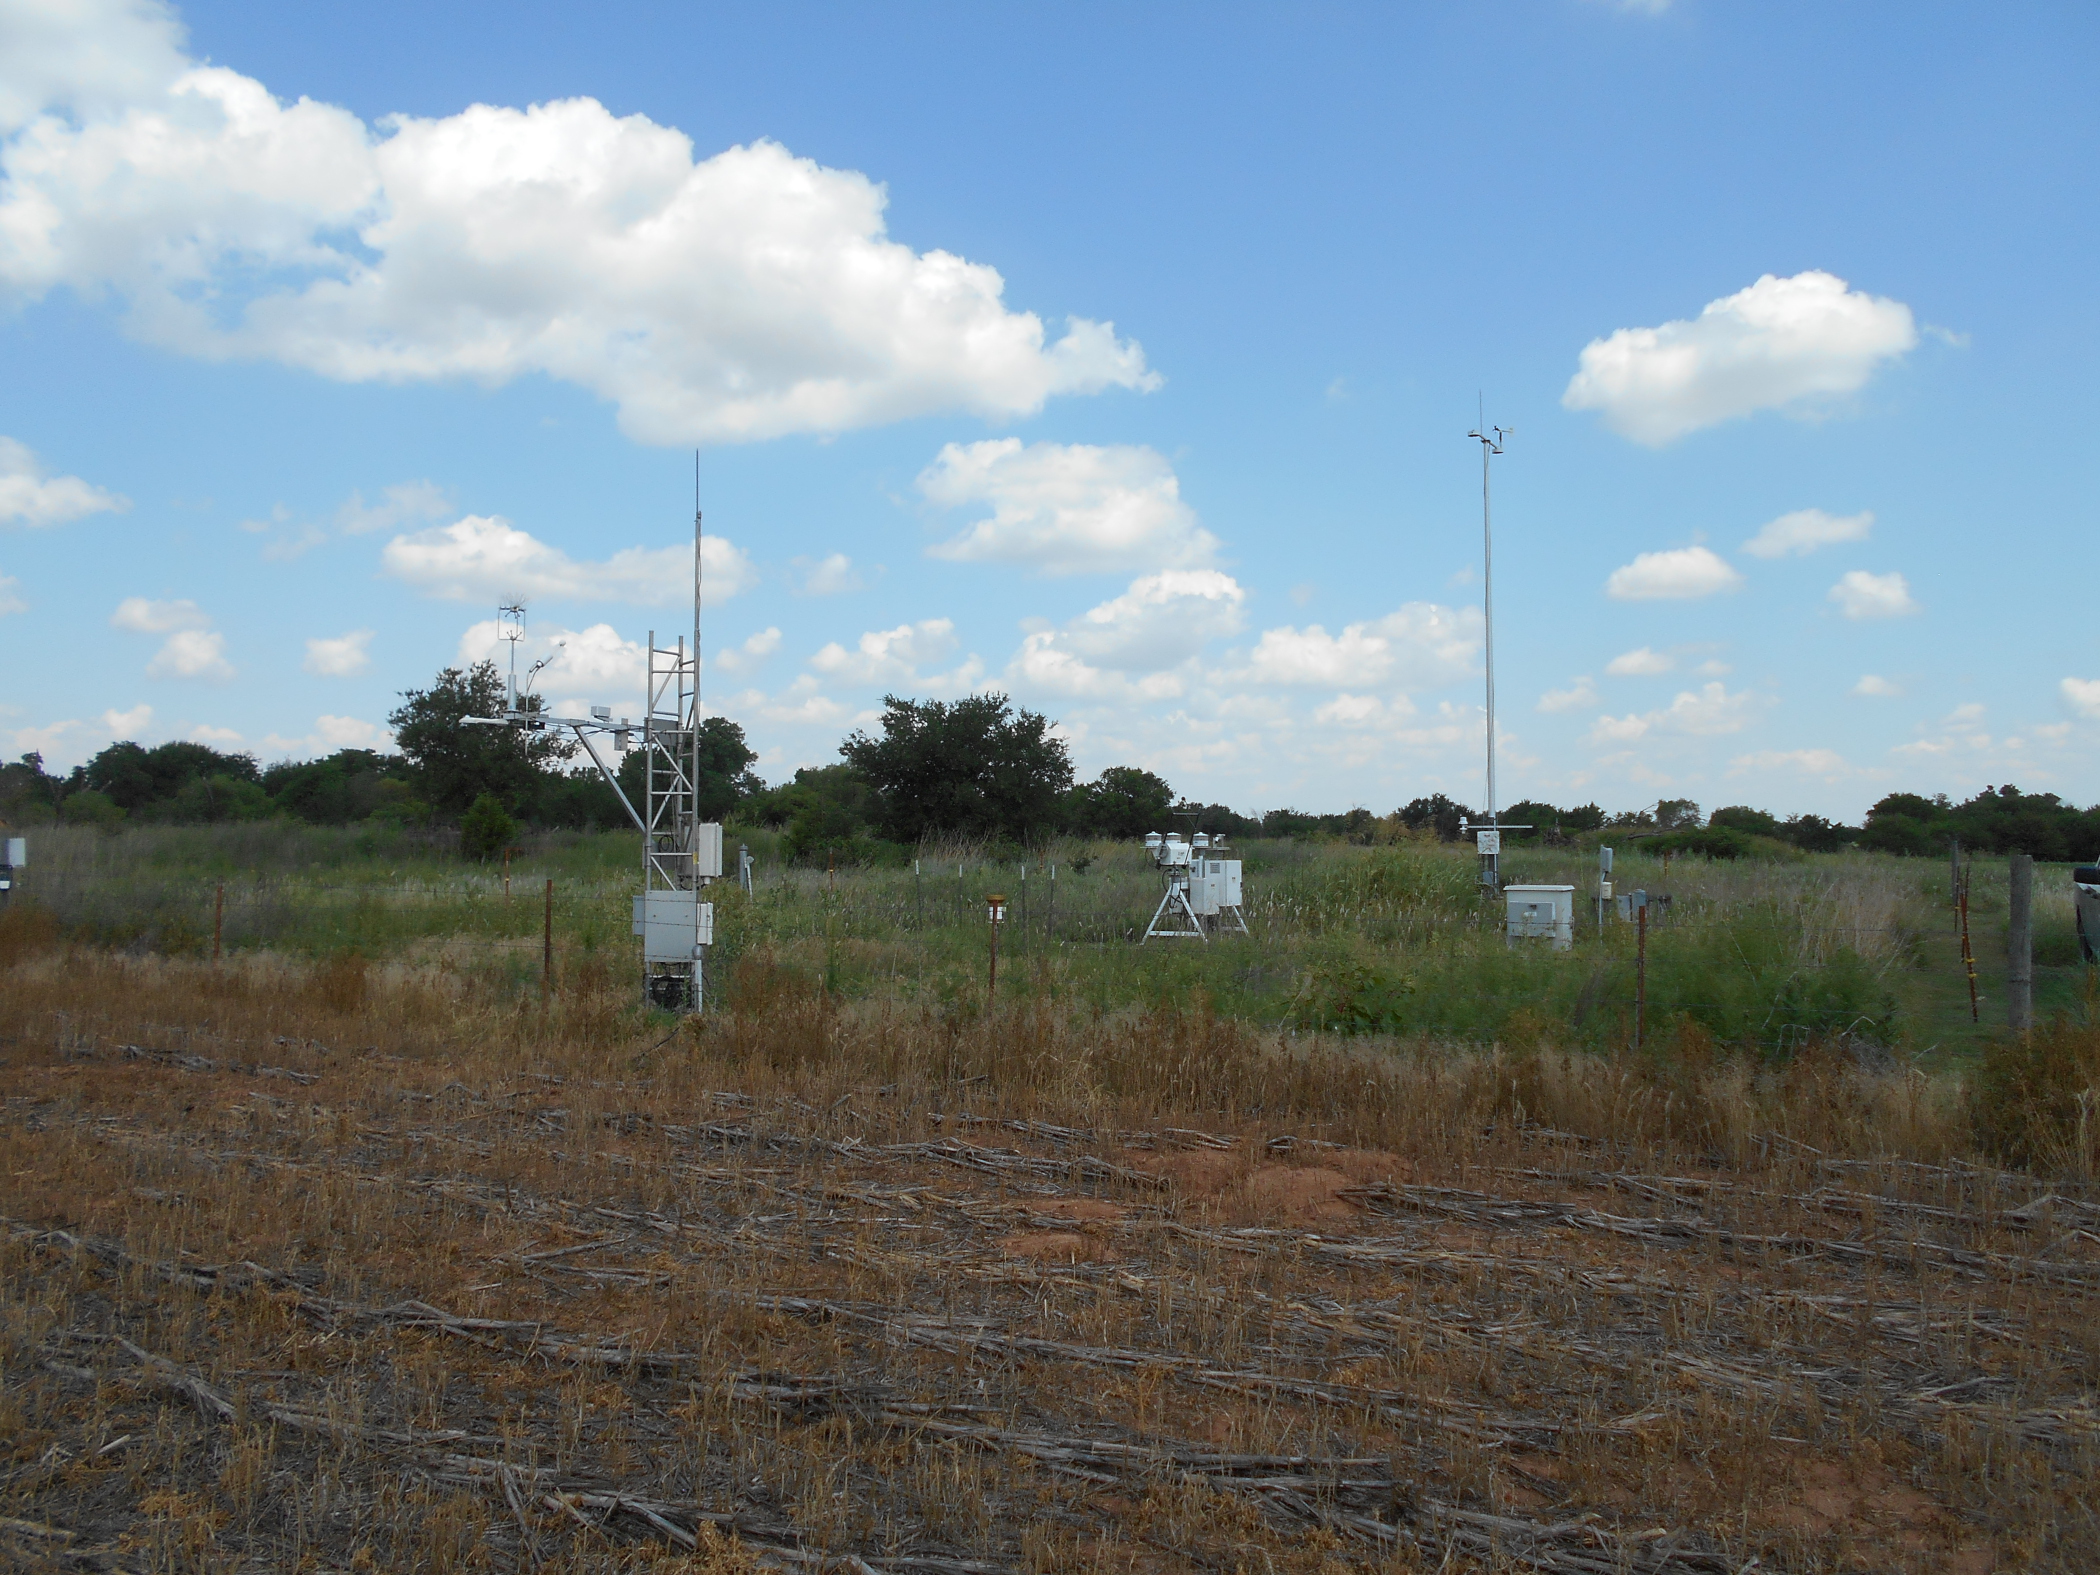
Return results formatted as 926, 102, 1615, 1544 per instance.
692, 822, 723, 879
1504, 884, 1574, 950
633, 891, 713, 961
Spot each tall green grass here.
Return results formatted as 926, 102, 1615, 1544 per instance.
6, 822, 2087, 1058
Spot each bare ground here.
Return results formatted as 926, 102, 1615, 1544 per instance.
1, 948, 2095, 1572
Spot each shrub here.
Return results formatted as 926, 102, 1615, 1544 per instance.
61, 789, 124, 830
459, 792, 518, 862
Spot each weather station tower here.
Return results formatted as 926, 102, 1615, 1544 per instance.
464, 462, 722, 1013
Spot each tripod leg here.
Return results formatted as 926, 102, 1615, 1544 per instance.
1143, 884, 1177, 944
1176, 890, 1208, 941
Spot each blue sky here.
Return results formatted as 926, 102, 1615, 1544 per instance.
2, 0, 2096, 820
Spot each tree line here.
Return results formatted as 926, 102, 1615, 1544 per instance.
3, 661, 2095, 863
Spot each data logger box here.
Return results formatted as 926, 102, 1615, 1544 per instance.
633, 891, 714, 960
1188, 858, 1243, 916
1504, 884, 1574, 950
692, 822, 723, 879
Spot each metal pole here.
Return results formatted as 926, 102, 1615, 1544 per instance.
1468, 416, 1506, 888
1481, 431, 1495, 841
1949, 835, 1961, 906
2008, 853, 2034, 1034
988, 906, 1000, 1003
1635, 901, 1647, 1052
543, 878, 554, 1006
213, 881, 224, 963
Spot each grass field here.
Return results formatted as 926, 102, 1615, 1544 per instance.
0, 829, 2095, 1571
7, 823, 2092, 1062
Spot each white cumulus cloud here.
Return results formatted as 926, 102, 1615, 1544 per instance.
458, 618, 646, 700
1853, 674, 1902, 698
1828, 569, 1918, 620
1728, 748, 1851, 779
259, 714, 394, 757
920, 440, 1216, 576
1605, 645, 1674, 676
111, 592, 230, 676
1589, 682, 1763, 743
1562, 271, 1918, 445
0, 570, 22, 615
1742, 507, 1873, 559
146, 627, 232, 680
0, 2, 1155, 444
790, 553, 864, 596
713, 627, 782, 675
1237, 603, 1480, 690
1604, 546, 1743, 601
382, 514, 755, 606
2063, 677, 2100, 720
303, 628, 372, 676
337, 480, 450, 535
1536, 676, 1597, 713
0, 435, 128, 526
110, 595, 208, 632
811, 619, 961, 687
1010, 571, 1246, 700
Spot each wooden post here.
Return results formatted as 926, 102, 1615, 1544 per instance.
542, 878, 554, 1006
213, 881, 224, 963
2007, 853, 2033, 1034
1948, 835, 1961, 905
1634, 901, 1647, 1052
1958, 864, 1979, 1023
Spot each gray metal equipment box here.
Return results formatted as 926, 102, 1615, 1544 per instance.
1187, 857, 1242, 916
692, 822, 724, 879
632, 891, 714, 961
1504, 884, 1574, 950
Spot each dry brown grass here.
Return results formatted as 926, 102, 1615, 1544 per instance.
1, 941, 2096, 1573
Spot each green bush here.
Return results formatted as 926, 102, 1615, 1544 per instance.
60, 789, 124, 830
460, 792, 518, 862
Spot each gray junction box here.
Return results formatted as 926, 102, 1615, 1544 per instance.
1187, 857, 1242, 917
633, 891, 714, 961
1504, 884, 1574, 950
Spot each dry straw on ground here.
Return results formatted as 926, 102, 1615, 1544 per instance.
1, 938, 2095, 1572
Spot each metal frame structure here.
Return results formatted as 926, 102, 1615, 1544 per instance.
464, 468, 717, 1014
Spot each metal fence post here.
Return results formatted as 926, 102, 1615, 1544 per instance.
543, 878, 554, 1006
1635, 901, 1647, 1052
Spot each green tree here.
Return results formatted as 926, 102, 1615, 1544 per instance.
81, 740, 258, 816
1655, 798, 1702, 830
1398, 795, 1474, 841
60, 788, 124, 829
840, 693, 1071, 843
460, 792, 519, 861
1071, 766, 1175, 839
262, 748, 409, 825
612, 715, 762, 825
1710, 805, 1779, 836
388, 661, 567, 817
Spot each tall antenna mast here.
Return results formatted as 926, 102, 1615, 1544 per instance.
1467, 409, 1509, 889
